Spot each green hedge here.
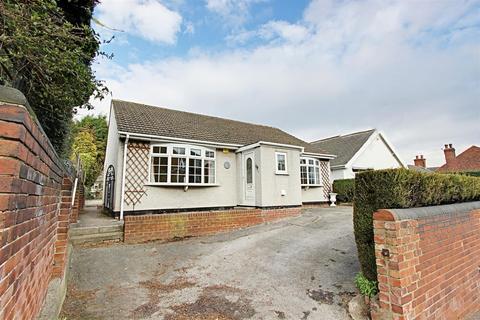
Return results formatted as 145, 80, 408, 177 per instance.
333, 179, 355, 203
354, 168, 480, 282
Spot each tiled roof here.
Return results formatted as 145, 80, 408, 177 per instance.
408, 165, 433, 173
310, 129, 376, 166
437, 146, 480, 172
112, 100, 329, 155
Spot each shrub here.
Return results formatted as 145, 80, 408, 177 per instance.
354, 168, 480, 282
355, 273, 378, 298
333, 179, 355, 203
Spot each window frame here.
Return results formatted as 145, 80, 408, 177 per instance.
148, 144, 217, 186
275, 151, 288, 175
300, 157, 322, 187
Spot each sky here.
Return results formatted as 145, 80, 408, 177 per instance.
81, 0, 480, 167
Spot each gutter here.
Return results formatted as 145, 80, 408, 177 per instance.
117, 131, 242, 149
301, 152, 337, 159
120, 134, 129, 220
235, 141, 305, 153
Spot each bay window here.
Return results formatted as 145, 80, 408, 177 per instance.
150, 144, 216, 185
300, 157, 321, 186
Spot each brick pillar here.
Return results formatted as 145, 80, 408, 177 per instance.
371, 210, 420, 320
52, 176, 73, 278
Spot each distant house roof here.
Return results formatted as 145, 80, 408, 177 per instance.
437, 146, 480, 172
408, 165, 433, 173
112, 100, 330, 155
311, 129, 376, 167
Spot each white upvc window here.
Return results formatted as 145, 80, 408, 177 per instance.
300, 157, 321, 186
150, 144, 216, 185
275, 152, 288, 174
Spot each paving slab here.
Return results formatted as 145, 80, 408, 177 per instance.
61, 206, 359, 320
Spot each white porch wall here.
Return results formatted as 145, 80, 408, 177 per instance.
257, 145, 302, 207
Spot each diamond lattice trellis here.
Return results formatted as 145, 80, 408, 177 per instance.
320, 161, 332, 199
125, 142, 150, 206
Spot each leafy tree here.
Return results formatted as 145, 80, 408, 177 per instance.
69, 115, 108, 187
0, 0, 109, 154
71, 129, 98, 187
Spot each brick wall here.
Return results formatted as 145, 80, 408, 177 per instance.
70, 180, 84, 224
124, 207, 301, 243
0, 92, 81, 319
372, 202, 480, 320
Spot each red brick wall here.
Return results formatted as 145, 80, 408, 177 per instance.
0, 101, 79, 319
70, 180, 84, 224
124, 207, 301, 244
372, 204, 480, 320
52, 177, 74, 278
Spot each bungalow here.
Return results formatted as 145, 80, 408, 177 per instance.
311, 129, 406, 181
103, 100, 335, 218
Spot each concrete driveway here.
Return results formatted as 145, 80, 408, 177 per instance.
61, 206, 359, 320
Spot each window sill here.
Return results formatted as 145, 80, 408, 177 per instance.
301, 184, 323, 188
145, 183, 220, 187
275, 172, 289, 175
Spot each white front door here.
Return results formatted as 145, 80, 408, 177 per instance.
244, 152, 255, 205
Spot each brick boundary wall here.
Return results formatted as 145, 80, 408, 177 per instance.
70, 181, 84, 224
371, 202, 480, 320
0, 89, 82, 320
124, 207, 301, 244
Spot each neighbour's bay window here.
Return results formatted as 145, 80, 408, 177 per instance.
300, 157, 321, 186
150, 144, 216, 185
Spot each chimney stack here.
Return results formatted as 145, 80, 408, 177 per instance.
414, 155, 426, 168
443, 144, 456, 165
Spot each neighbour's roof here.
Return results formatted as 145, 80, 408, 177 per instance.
437, 146, 480, 172
111, 100, 329, 155
407, 165, 433, 173
310, 129, 376, 166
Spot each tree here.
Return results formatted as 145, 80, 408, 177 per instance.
0, 0, 108, 154
71, 129, 98, 187
69, 115, 108, 187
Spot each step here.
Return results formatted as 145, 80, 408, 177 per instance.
69, 224, 123, 236
70, 231, 124, 245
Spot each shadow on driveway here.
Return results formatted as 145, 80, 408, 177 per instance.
61, 206, 359, 320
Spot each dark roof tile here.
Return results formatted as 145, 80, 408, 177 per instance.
311, 129, 376, 166
112, 100, 329, 155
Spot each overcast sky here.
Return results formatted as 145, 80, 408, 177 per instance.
82, 0, 480, 167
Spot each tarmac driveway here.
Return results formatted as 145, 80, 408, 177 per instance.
61, 206, 359, 320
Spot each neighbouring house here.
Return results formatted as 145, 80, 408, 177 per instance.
436, 144, 480, 174
90, 173, 104, 199
408, 155, 433, 173
103, 100, 336, 218
310, 129, 405, 181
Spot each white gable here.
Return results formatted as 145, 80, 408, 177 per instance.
351, 132, 404, 170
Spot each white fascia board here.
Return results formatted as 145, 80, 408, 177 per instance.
378, 132, 407, 168
301, 152, 337, 160
330, 165, 346, 169
118, 131, 241, 150
236, 141, 305, 153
